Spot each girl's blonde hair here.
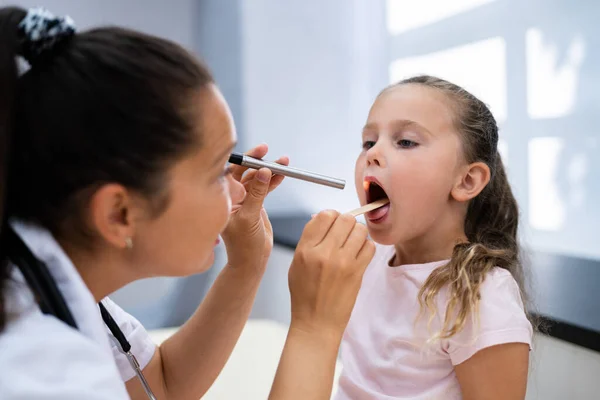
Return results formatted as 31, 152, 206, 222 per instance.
387, 75, 532, 339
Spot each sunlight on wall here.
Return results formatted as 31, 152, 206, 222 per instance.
389, 37, 507, 122
526, 28, 586, 119
528, 137, 566, 231
498, 138, 509, 165
386, 0, 495, 35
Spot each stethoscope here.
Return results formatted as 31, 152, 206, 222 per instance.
5, 227, 157, 400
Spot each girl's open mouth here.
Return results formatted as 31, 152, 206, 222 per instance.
365, 180, 390, 223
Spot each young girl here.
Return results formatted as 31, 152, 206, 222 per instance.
336, 75, 533, 399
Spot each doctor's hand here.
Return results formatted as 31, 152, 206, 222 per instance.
288, 211, 376, 338
221, 144, 288, 273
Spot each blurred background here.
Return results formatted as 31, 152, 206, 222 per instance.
3, 0, 599, 398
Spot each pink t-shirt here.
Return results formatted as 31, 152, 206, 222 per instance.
335, 244, 533, 400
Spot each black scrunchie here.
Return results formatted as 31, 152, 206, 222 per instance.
17, 7, 76, 65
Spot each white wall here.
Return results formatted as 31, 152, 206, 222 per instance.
240, 0, 388, 215
527, 334, 600, 400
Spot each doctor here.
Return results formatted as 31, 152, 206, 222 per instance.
0, 7, 375, 400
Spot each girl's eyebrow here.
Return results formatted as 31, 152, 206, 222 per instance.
362, 122, 378, 132
390, 119, 432, 136
363, 119, 433, 136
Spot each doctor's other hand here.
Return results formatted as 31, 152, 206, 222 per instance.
221, 143, 288, 273
288, 211, 376, 338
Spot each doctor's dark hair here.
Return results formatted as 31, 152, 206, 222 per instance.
0, 6, 214, 330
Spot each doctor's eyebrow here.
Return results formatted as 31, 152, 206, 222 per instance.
213, 142, 237, 167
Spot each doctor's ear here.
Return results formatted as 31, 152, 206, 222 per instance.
87, 184, 142, 249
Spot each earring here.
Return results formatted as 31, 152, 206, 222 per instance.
125, 237, 133, 249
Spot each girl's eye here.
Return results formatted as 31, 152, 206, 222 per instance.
362, 140, 376, 150
398, 139, 418, 149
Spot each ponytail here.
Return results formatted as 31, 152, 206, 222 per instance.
0, 6, 27, 331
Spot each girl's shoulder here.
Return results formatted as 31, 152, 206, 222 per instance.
440, 267, 533, 365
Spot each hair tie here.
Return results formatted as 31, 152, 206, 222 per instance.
17, 7, 76, 65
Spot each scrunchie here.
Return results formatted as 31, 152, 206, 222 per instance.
17, 7, 76, 65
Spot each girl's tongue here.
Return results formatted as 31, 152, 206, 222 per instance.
367, 203, 390, 220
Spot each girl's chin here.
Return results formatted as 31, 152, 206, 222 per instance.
367, 230, 398, 246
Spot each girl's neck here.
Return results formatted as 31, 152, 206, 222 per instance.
392, 221, 467, 266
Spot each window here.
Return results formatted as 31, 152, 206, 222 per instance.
386, 1, 598, 259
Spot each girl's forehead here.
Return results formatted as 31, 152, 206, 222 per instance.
368, 85, 456, 133
376, 84, 452, 111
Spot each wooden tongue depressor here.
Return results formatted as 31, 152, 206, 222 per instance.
348, 198, 390, 217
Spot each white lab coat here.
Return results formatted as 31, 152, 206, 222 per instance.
0, 221, 157, 399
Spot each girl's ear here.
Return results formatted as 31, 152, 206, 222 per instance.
451, 161, 491, 202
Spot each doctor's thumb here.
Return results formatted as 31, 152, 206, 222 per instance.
242, 168, 272, 215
